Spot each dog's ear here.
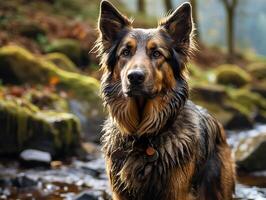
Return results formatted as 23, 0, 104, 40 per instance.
159, 2, 193, 43
98, 1, 131, 47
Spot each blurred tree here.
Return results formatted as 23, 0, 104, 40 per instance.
164, 0, 173, 12
190, 0, 200, 41
219, 0, 239, 62
138, 0, 146, 13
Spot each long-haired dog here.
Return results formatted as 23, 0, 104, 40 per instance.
96, 1, 235, 199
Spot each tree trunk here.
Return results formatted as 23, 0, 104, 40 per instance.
190, 0, 200, 40
227, 6, 235, 62
138, 0, 145, 13
164, 0, 173, 12
220, 0, 238, 62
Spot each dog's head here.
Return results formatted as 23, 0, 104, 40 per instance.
97, 0, 194, 99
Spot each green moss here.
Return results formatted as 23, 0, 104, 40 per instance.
0, 97, 80, 155
190, 83, 226, 103
44, 39, 82, 65
226, 89, 266, 112
44, 53, 79, 73
246, 62, 266, 80
215, 64, 252, 88
36, 111, 80, 148
0, 45, 101, 103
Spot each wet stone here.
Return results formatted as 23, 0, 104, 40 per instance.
12, 175, 38, 188
235, 184, 266, 200
0, 177, 12, 187
20, 149, 52, 167
235, 131, 266, 172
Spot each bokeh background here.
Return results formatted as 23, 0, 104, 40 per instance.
0, 0, 266, 199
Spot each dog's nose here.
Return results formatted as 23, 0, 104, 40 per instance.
127, 70, 145, 85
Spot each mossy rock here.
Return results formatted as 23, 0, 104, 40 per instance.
226, 89, 266, 115
44, 39, 84, 65
194, 99, 253, 130
0, 98, 80, 156
246, 62, 266, 80
0, 45, 104, 141
251, 81, 266, 98
215, 64, 252, 88
235, 132, 266, 171
44, 53, 79, 73
191, 84, 226, 103
0, 45, 100, 102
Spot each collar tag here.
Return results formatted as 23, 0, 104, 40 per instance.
145, 146, 159, 162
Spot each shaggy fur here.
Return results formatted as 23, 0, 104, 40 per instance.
96, 1, 235, 200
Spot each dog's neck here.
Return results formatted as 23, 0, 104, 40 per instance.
107, 91, 185, 136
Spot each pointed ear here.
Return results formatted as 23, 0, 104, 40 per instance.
98, 1, 131, 47
159, 2, 193, 43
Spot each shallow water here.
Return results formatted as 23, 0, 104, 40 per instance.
1, 125, 266, 200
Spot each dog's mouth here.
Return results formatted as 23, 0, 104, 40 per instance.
126, 90, 144, 97
125, 85, 157, 98
125, 86, 147, 97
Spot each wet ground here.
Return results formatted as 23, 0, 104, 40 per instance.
1, 125, 266, 200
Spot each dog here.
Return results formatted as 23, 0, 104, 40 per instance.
96, 1, 235, 199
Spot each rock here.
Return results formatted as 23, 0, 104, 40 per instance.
255, 111, 266, 123
44, 39, 86, 66
44, 53, 79, 73
224, 113, 253, 130
247, 62, 266, 81
226, 89, 266, 126
252, 81, 266, 98
74, 190, 109, 200
69, 99, 104, 142
194, 100, 253, 130
215, 64, 252, 88
0, 98, 80, 156
235, 132, 266, 171
12, 175, 37, 188
226, 89, 266, 114
0, 177, 12, 187
191, 84, 226, 103
0, 45, 100, 95
235, 184, 266, 200
0, 45, 105, 141
20, 149, 52, 167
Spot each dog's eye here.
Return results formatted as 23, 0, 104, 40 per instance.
121, 49, 130, 57
152, 50, 161, 59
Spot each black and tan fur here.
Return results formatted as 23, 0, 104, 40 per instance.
96, 1, 235, 200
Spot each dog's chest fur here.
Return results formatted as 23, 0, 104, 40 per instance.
102, 102, 204, 200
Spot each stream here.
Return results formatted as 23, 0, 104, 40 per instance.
1, 125, 266, 200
